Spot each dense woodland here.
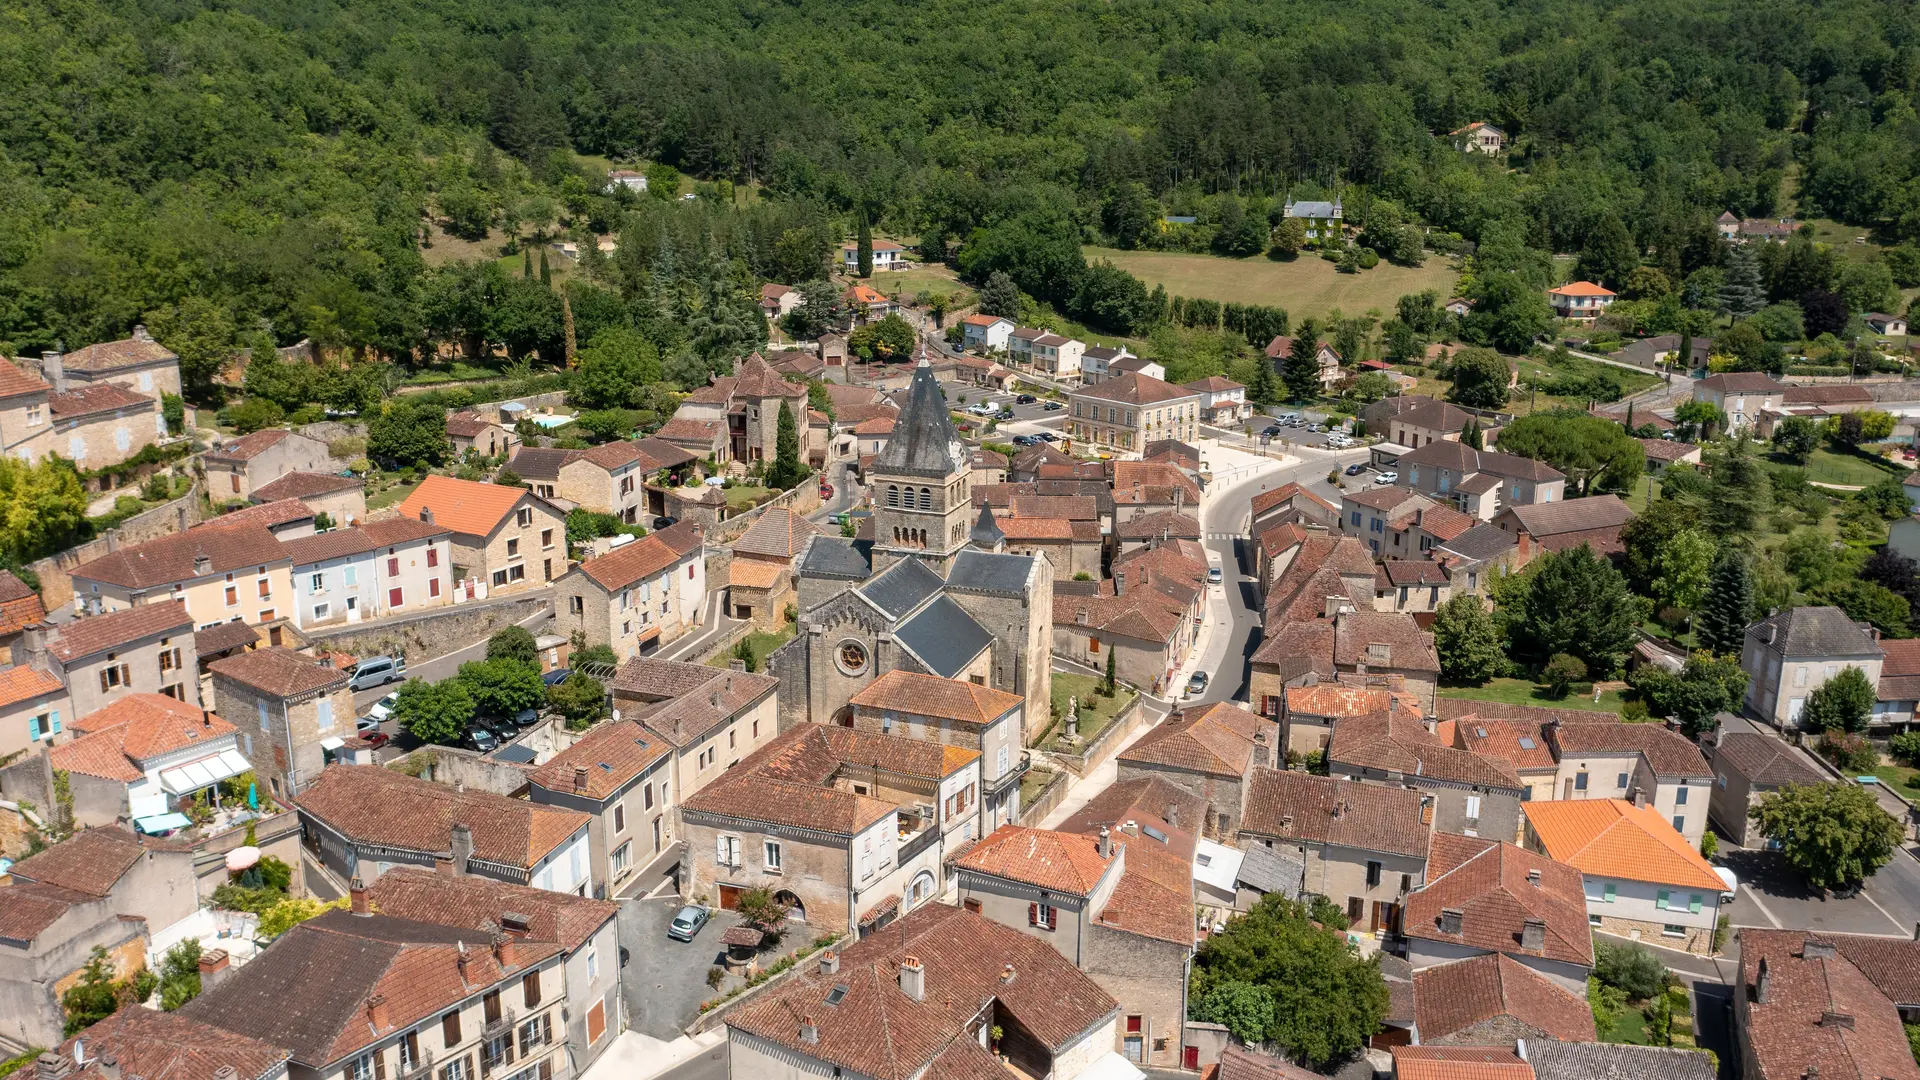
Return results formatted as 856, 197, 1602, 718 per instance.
4, 0, 1920, 368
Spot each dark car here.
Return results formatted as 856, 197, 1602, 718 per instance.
1345, 462, 1368, 476
1015, 394, 1037, 404
465, 726, 499, 753
1262, 425, 1284, 437
1037, 432, 1059, 442
652, 516, 678, 530
542, 668, 573, 687
1043, 401, 1064, 411
1011, 434, 1037, 446
995, 409, 1016, 420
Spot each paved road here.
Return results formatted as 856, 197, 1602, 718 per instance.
648, 1048, 726, 1080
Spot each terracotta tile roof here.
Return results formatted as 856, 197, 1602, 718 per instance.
1523, 799, 1723, 891
53, 694, 236, 780
1183, 375, 1245, 393
1696, 372, 1784, 394
1415, 503, 1479, 541
358, 516, 450, 546
1120, 701, 1266, 778
838, 402, 899, 426
1258, 520, 1309, 558
683, 725, 971, 835
629, 662, 771, 750
1240, 768, 1431, 857
1711, 732, 1829, 788
208, 646, 348, 698
729, 904, 1116, 1080
361, 866, 616, 955
48, 382, 153, 419
1073, 371, 1197, 406
733, 508, 825, 560
442, 410, 496, 438
1344, 484, 1433, 513
1454, 717, 1558, 771
728, 558, 786, 589
1056, 776, 1206, 863
1546, 721, 1710, 779
653, 416, 725, 444
1010, 494, 1099, 521
577, 436, 698, 472
997, 516, 1074, 540
194, 620, 260, 657
1116, 510, 1201, 540
61, 333, 178, 372
57, 1007, 289, 1080
279, 528, 378, 565
1392, 1046, 1534, 1080
527, 720, 670, 801
577, 521, 704, 590
1249, 619, 1336, 677
294, 765, 589, 870
1095, 839, 1195, 945
1215, 1045, 1328, 1080
1806, 934, 1920, 1007
0, 569, 46, 635
198, 498, 313, 532
1407, 834, 1593, 966
397, 475, 543, 538
203, 428, 291, 462
954, 824, 1116, 897
1113, 460, 1202, 504
1054, 589, 1186, 646
1381, 560, 1452, 587
8, 825, 147, 896
0, 662, 68, 709
610, 655, 734, 702
1399, 440, 1565, 484
1739, 929, 1920, 1080
730, 354, 807, 400
1286, 684, 1424, 719
0, 359, 51, 399
1329, 711, 1525, 790
1637, 438, 1699, 463
252, 471, 361, 501
848, 670, 1023, 726
1548, 281, 1616, 298
1414, 953, 1597, 1043
74, 523, 287, 588
1335, 611, 1440, 673
1435, 699, 1619, 726
0, 880, 104, 940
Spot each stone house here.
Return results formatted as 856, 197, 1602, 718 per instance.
210, 646, 355, 798
682, 724, 982, 936
42, 601, 199, 718
43, 1005, 292, 1080
294, 765, 593, 894
1541, 722, 1714, 848
847, 670, 1029, 832
1116, 701, 1272, 840
1734, 930, 1920, 1080
1342, 486, 1444, 558
1079, 345, 1136, 382
1282, 198, 1343, 243
1067, 373, 1201, 452
40, 381, 168, 478
1361, 396, 1496, 450
556, 521, 705, 658
41, 694, 251, 828
1523, 798, 1725, 956
1703, 724, 1831, 847
445, 408, 520, 460
1182, 375, 1248, 424
251, 471, 366, 527
651, 415, 730, 466
607, 657, 782, 838
726, 508, 823, 627
53, 327, 181, 397
202, 428, 334, 503
1263, 336, 1344, 389
955, 825, 1196, 1070
0, 661, 72, 761
527, 720, 675, 894
1398, 441, 1567, 520
665, 355, 812, 466
505, 445, 580, 501
1251, 481, 1341, 533
1692, 372, 1785, 433
1376, 560, 1452, 613
1410, 952, 1597, 1045
1276, 683, 1425, 757
554, 437, 698, 523
1741, 605, 1885, 730
1404, 832, 1594, 995
398, 475, 568, 596
1327, 708, 1526, 841
1237, 768, 1433, 935
1052, 586, 1191, 694
1492, 495, 1635, 563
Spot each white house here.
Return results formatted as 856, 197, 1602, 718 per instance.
605, 170, 647, 193
1547, 281, 1617, 322
961, 313, 1015, 352
1183, 376, 1249, 424
1524, 799, 1725, 956
1866, 312, 1909, 337
1081, 345, 1135, 382
841, 239, 905, 271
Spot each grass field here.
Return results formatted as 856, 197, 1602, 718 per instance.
873, 266, 974, 308
712, 624, 796, 670
1802, 445, 1907, 487
1042, 674, 1136, 750
1084, 247, 1459, 320
1871, 763, 1920, 795
1438, 677, 1625, 713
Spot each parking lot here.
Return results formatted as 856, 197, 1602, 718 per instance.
1719, 844, 1920, 937
617, 896, 814, 1040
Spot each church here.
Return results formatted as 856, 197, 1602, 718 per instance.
768, 357, 1054, 742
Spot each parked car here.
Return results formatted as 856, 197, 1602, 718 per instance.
995, 409, 1016, 420
1186, 671, 1209, 697
1037, 432, 1059, 442
1015, 394, 1037, 404
1325, 433, 1353, 448
1207, 565, 1223, 584
1374, 471, 1399, 485
966, 402, 997, 416
1344, 463, 1367, 476
1043, 401, 1064, 411
367, 691, 401, 722
362, 730, 391, 750
465, 726, 499, 753
542, 668, 573, 687
1261, 425, 1284, 437
349, 656, 405, 692
667, 904, 712, 942
1011, 434, 1038, 446
512, 707, 541, 728
652, 516, 678, 530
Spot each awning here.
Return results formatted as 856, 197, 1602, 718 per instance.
319, 736, 346, 751
158, 748, 253, 795
135, 813, 193, 835
128, 781, 168, 820
1076, 1053, 1145, 1080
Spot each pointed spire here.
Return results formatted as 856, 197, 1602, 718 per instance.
873, 355, 966, 478
971, 502, 1005, 550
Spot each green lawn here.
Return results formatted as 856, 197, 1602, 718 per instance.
402, 361, 501, 385
1084, 246, 1459, 321
367, 477, 419, 511
1802, 445, 1907, 487
1871, 763, 1920, 796
724, 484, 777, 510
1041, 673, 1137, 751
711, 624, 796, 670
1019, 766, 1059, 810
1438, 677, 1625, 713
873, 266, 974, 308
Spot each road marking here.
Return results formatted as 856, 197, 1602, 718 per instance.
1743, 888, 1785, 929
1858, 883, 1907, 934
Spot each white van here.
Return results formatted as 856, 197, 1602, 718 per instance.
349, 656, 407, 692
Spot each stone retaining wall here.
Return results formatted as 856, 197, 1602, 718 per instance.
1049, 695, 1148, 776
30, 483, 205, 609
301, 595, 549, 665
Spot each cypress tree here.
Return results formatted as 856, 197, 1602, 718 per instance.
1283, 319, 1324, 402
523, 246, 533, 278
539, 248, 551, 286
767, 401, 805, 489
1462, 419, 1483, 450
1719, 243, 1765, 319
1104, 647, 1118, 695
856, 210, 874, 278
1249, 352, 1281, 408
1697, 549, 1755, 656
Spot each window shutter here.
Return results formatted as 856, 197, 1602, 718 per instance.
27, 715, 40, 740
49, 710, 59, 733
538, 1061, 552, 1080
121, 663, 131, 686
1029, 902, 1038, 926
1603, 883, 1616, 902
523, 971, 540, 1008
375, 1052, 387, 1080
100, 670, 111, 693
717, 836, 728, 864
443, 1011, 460, 1048
1656, 889, 1670, 910
1689, 894, 1703, 914
406, 1032, 419, 1066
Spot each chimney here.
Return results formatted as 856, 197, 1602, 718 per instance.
1120, 819, 1138, 837
1521, 918, 1546, 952
1817, 1011, 1855, 1030
367, 994, 391, 1032
1756, 957, 1771, 1004
1332, 800, 1347, 820
730, 659, 747, 672
1281, 813, 1294, 832
193, 554, 212, 576
456, 941, 472, 982
819, 950, 839, 976
450, 823, 473, 876
420, 506, 435, 525
899, 956, 925, 1002
198, 948, 231, 990
1440, 908, 1464, 934
43, 347, 65, 395
1803, 939, 1837, 961
133, 324, 152, 343
95, 1059, 117, 1080
214, 1068, 238, 1080
34, 1052, 71, 1080
1252, 729, 1271, 770
799, 1016, 818, 1044
1389, 695, 1399, 716
491, 929, 509, 965
1165, 803, 1179, 829
1114, 573, 1125, 597
1000, 963, 1016, 985
1097, 826, 1113, 858
1630, 786, 1648, 809
20, 623, 48, 672
1526, 868, 1542, 888
502, 912, 532, 936
573, 766, 589, 794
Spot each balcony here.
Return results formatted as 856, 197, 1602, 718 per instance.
897, 817, 942, 864
984, 752, 1031, 796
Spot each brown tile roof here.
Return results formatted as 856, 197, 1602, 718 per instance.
610, 655, 734, 702
357, 516, 450, 547
1250, 482, 1337, 518
1094, 839, 1195, 946
1697, 372, 1785, 394
1407, 834, 1593, 966
1502, 495, 1634, 540
293, 765, 589, 869
505, 446, 583, 481
1010, 494, 1099, 521
252, 471, 361, 501
48, 382, 154, 419
578, 436, 698, 472
1711, 732, 1830, 788
526, 720, 670, 800
1286, 684, 1424, 719
1435, 700, 1618, 726
74, 523, 287, 588
1399, 440, 1566, 484
729, 558, 786, 589
56, 1007, 289, 1080
1344, 485, 1433, 513
0, 662, 68, 709
397, 475, 543, 538
1391, 1046, 1534, 1080
1216, 1045, 1329, 1080
0, 569, 46, 635
53, 694, 237, 780
208, 646, 349, 698
194, 620, 260, 657
1055, 776, 1207, 863
1332, 610, 1440, 673
61, 333, 178, 372
955, 824, 1117, 897
364, 865, 617, 953
1239, 768, 1431, 858
0, 880, 103, 940
442, 410, 496, 438
8, 825, 147, 896
1120, 701, 1266, 778
1638, 438, 1700, 463
1739, 929, 1920, 1080
728, 904, 1116, 1080
1054, 589, 1186, 646
1381, 560, 1452, 587
848, 670, 1023, 726
998, 516, 1074, 541
1328, 711, 1525, 790
0, 359, 51, 399
578, 521, 704, 590
1415, 503, 1479, 542
203, 428, 292, 462
731, 354, 807, 400
1413, 953, 1597, 1043
279, 528, 378, 565
198, 498, 313, 532
683, 725, 972, 835
1073, 371, 1197, 406
733, 508, 825, 560
1547, 722, 1710, 779
1454, 717, 1559, 771
654, 416, 725, 444
1116, 510, 1201, 540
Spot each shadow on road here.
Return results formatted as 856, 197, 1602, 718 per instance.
1720, 847, 1825, 902
1690, 981, 1735, 1080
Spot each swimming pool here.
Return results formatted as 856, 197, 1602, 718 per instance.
528, 414, 575, 429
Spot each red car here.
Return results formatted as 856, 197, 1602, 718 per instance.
362, 731, 391, 750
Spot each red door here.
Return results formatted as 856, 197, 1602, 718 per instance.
1183, 1047, 1200, 1070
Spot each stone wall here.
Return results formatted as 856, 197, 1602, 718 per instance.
1052, 695, 1149, 776
30, 484, 205, 609
1083, 926, 1190, 1070
188, 810, 306, 901
301, 595, 549, 665
385, 745, 537, 797
295, 420, 365, 447
711, 482, 822, 544
1017, 767, 1070, 826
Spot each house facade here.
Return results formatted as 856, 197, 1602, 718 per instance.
1067, 373, 1201, 453
1694, 372, 1785, 434
527, 721, 675, 894
1182, 376, 1249, 424
1741, 606, 1885, 729
210, 646, 356, 797
70, 524, 295, 629
1523, 798, 1725, 956
203, 428, 334, 503
398, 476, 568, 597
1237, 768, 1432, 935
846, 670, 1029, 831
555, 522, 705, 658
43, 601, 200, 716
1283, 198, 1343, 243
1546, 281, 1616, 322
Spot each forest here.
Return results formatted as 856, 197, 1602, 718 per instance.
3, 0, 1920, 366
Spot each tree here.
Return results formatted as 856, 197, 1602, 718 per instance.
0, 457, 90, 565
1771, 416, 1821, 463
978, 272, 1022, 320
1247, 351, 1281, 408
1750, 781, 1905, 892
158, 938, 203, 1011
548, 671, 607, 728
1719, 244, 1766, 318
1464, 271, 1554, 354
1575, 214, 1639, 291
847, 313, 915, 359
1190, 980, 1277, 1045
1799, 666, 1877, 732
62, 945, 154, 1035
856, 210, 874, 278
765, 401, 807, 490
1827, 578, 1911, 638
733, 887, 793, 942
227, 398, 285, 434
1447, 347, 1512, 409
1629, 652, 1748, 735
1269, 217, 1308, 259
1672, 400, 1725, 442
1433, 595, 1503, 685
146, 297, 235, 399
391, 678, 475, 745
1543, 653, 1588, 697
1594, 941, 1668, 1000
368, 399, 451, 468
1697, 549, 1754, 656
572, 327, 663, 409
1461, 418, 1484, 449
1507, 545, 1644, 676
1652, 528, 1715, 613
1282, 320, 1323, 402
1345, 371, 1394, 404
487, 626, 539, 668
1104, 647, 1118, 695
458, 658, 547, 719
1493, 410, 1645, 494
1189, 894, 1390, 1065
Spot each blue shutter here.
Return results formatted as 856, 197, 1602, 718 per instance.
1656, 889, 1670, 910
1603, 882, 1616, 902
49, 709, 60, 734
27, 715, 40, 740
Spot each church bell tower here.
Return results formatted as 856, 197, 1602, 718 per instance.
869, 346, 972, 572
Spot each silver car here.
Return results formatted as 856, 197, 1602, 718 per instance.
667, 905, 712, 942
349, 656, 406, 692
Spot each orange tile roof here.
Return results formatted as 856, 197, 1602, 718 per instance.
1548, 280, 1616, 297
1524, 798, 1724, 891
848, 670, 1023, 726
728, 558, 786, 589
1392, 1047, 1533, 1080
954, 824, 1116, 897
0, 569, 47, 635
396, 474, 539, 538
0, 664, 66, 709
53, 694, 235, 780
0, 359, 51, 400
577, 521, 704, 590
1285, 684, 1423, 719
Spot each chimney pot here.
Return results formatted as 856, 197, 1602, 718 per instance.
1097, 826, 1113, 858
800, 1016, 819, 1044
1165, 803, 1178, 829
1440, 908, 1464, 935
421, 507, 435, 525
1001, 963, 1016, 984
573, 766, 589, 793
96, 1058, 118, 1080
197, 948, 231, 993
34, 1052, 71, 1080
899, 956, 925, 1002
450, 823, 474, 876
819, 950, 838, 976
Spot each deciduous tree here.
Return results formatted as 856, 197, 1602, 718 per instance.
1750, 782, 1904, 892
392, 678, 475, 745
1802, 665, 1877, 732
1446, 347, 1512, 409
1432, 595, 1503, 685
1190, 895, 1389, 1065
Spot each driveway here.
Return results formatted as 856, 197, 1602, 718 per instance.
617, 897, 810, 1041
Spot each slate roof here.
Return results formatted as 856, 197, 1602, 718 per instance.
53, 1007, 290, 1080
1329, 711, 1525, 790
8, 825, 147, 896
293, 765, 588, 870
727, 904, 1116, 1080
506, 446, 582, 481
1738, 928, 1920, 1080
857, 556, 946, 619
968, 503, 1005, 548
894, 596, 993, 678
1547, 722, 1710, 779
848, 670, 1022, 726
207, 646, 347, 699
1521, 1040, 1715, 1080
73, 523, 287, 588
1119, 701, 1265, 779
1523, 799, 1724, 891
1746, 605, 1883, 659
1236, 843, 1306, 898
1239, 768, 1431, 857
1408, 833, 1593, 966
48, 600, 192, 661
798, 536, 874, 581
1413, 953, 1598, 1043
944, 549, 1032, 596
252, 471, 361, 502
364, 865, 617, 953
873, 361, 967, 479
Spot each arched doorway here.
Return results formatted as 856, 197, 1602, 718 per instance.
907, 871, 936, 910
774, 890, 806, 922
830, 705, 854, 728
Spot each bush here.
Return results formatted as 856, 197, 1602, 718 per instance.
1594, 941, 1667, 1000
226, 399, 284, 434
1542, 653, 1588, 698
706, 966, 726, 990
1817, 730, 1879, 773
1893, 730, 1920, 764
1700, 830, 1718, 860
